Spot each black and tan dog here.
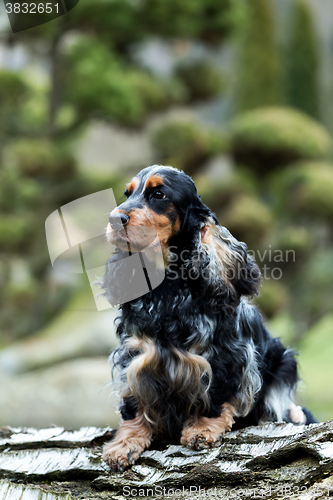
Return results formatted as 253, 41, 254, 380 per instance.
101, 165, 316, 472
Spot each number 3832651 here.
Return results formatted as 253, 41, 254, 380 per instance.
6, 3, 60, 14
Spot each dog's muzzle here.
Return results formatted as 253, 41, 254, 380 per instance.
109, 213, 129, 230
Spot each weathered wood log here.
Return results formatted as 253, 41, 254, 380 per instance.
1, 421, 333, 499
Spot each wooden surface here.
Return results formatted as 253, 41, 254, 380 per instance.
1, 421, 333, 499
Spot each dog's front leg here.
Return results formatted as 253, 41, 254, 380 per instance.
102, 409, 152, 472
181, 402, 236, 451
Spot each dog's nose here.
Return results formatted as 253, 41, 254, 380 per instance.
109, 212, 129, 230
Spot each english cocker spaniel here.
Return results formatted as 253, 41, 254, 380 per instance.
101, 165, 316, 472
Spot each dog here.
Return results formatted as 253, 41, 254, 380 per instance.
101, 165, 316, 472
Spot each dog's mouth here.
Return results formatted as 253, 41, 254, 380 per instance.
106, 223, 159, 252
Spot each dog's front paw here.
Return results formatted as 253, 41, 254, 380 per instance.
102, 440, 145, 472
181, 427, 224, 450
181, 406, 235, 451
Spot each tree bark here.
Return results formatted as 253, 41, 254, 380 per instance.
1, 421, 333, 499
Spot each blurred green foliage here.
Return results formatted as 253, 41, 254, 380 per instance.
255, 280, 289, 319
220, 195, 273, 247
0, 0, 243, 342
8, 139, 76, 179
275, 161, 333, 220
287, 0, 319, 118
0, 215, 30, 250
68, 0, 245, 46
272, 226, 313, 258
196, 169, 257, 211
175, 60, 225, 102
231, 107, 331, 172
0, 70, 29, 139
236, 0, 283, 112
298, 314, 333, 421
64, 37, 186, 127
0, 70, 27, 108
140, 0, 244, 42
152, 120, 228, 175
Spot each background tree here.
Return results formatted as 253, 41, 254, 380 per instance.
236, 0, 283, 112
287, 0, 320, 119
0, 0, 243, 341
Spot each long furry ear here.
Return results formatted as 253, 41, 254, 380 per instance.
189, 218, 262, 313
102, 248, 133, 307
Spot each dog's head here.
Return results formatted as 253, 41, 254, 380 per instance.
107, 165, 262, 311
107, 165, 203, 253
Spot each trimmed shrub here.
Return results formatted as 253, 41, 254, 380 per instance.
8, 139, 76, 180
176, 60, 225, 102
70, 0, 244, 47
276, 161, 333, 219
65, 37, 187, 127
128, 72, 187, 112
219, 195, 273, 246
231, 107, 331, 172
152, 120, 228, 175
195, 169, 256, 213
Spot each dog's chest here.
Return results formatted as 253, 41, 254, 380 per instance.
125, 334, 212, 420
125, 291, 217, 348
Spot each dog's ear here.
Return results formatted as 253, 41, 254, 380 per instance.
179, 201, 211, 248
190, 218, 262, 313
102, 248, 133, 307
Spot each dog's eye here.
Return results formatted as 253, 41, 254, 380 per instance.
152, 190, 165, 200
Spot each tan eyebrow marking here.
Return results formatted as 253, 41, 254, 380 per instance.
144, 174, 164, 190
126, 177, 139, 194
